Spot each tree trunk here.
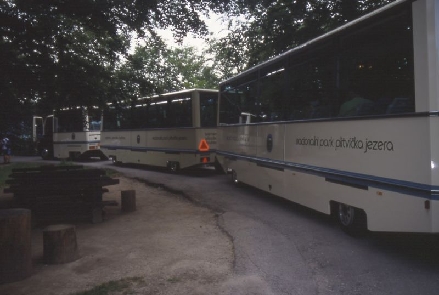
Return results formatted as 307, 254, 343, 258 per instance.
43, 224, 79, 264
121, 190, 136, 213
0, 209, 32, 284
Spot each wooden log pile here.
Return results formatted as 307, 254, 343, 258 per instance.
3, 165, 119, 224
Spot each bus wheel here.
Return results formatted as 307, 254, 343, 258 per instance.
214, 159, 225, 174
41, 149, 50, 160
69, 151, 81, 161
337, 203, 366, 235
231, 170, 238, 184
169, 162, 179, 173
111, 156, 121, 165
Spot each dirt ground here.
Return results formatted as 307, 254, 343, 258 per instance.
0, 176, 235, 295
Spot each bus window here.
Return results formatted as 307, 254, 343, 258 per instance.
55, 109, 83, 132
339, 11, 414, 115
200, 93, 217, 127
285, 54, 337, 121
220, 75, 258, 124
148, 100, 169, 128
33, 116, 44, 141
88, 108, 102, 131
44, 116, 54, 136
219, 85, 242, 124
170, 96, 192, 127
258, 66, 284, 122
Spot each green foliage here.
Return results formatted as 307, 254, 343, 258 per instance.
0, 0, 233, 112
206, 25, 250, 81
103, 168, 122, 178
1, 0, 400, 132
119, 37, 220, 101
0, 0, 240, 138
208, 0, 397, 71
166, 46, 220, 90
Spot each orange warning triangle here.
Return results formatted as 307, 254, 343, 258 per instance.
198, 139, 210, 152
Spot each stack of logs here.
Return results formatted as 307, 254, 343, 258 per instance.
1, 165, 124, 284
3, 165, 119, 224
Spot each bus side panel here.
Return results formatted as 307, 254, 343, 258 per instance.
100, 131, 132, 162
218, 125, 258, 157
284, 118, 433, 232
283, 169, 332, 214
122, 130, 148, 164
195, 127, 218, 166
53, 131, 99, 158
102, 128, 218, 169
256, 124, 284, 161
127, 128, 209, 169
284, 118, 430, 185
430, 116, 439, 232
432, 201, 439, 233
284, 170, 434, 232
145, 129, 195, 168
217, 125, 258, 174
255, 124, 285, 196
197, 128, 218, 151
366, 190, 432, 232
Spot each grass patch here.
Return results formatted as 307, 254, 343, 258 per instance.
71, 277, 144, 295
166, 276, 182, 283
59, 159, 76, 166
103, 168, 122, 178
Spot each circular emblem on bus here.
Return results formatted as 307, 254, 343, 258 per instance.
71, 133, 75, 140
267, 134, 273, 152
137, 135, 140, 144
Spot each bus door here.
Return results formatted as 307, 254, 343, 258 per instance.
32, 116, 44, 143
33, 115, 54, 159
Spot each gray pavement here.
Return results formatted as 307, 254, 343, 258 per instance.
5, 156, 439, 295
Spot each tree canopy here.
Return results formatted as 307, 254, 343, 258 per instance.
0, 0, 235, 111
1, 0, 400, 138
208, 0, 396, 77
114, 37, 220, 103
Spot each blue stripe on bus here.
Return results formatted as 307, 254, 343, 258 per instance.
216, 150, 439, 200
101, 145, 216, 154
53, 141, 100, 144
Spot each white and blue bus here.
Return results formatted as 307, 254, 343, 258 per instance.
100, 89, 218, 171
216, 0, 439, 233
33, 106, 105, 160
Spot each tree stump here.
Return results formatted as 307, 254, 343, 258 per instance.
0, 209, 32, 284
43, 224, 79, 264
121, 190, 136, 213
91, 208, 104, 224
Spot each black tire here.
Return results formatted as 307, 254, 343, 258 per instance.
231, 170, 239, 184
69, 152, 81, 161
337, 203, 367, 235
111, 156, 121, 165
214, 159, 225, 174
41, 148, 51, 160
169, 162, 179, 173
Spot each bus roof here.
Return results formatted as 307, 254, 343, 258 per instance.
138, 89, 218, 101
220, 0, 414, 86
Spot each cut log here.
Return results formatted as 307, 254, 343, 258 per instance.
0, 209, 32, 284
121, 190, 136, 213
43, 224, 79, 264
91, 208, 103, 224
